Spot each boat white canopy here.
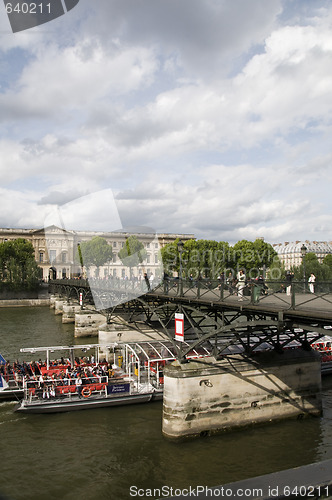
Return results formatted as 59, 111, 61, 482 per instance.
20, 341, 211, 369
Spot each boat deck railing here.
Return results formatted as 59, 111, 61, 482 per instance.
24, 375, 109, 401
22, 370, 162, 402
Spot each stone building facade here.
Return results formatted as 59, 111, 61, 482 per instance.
273, 240, 332, 270
0, 226, 194, 281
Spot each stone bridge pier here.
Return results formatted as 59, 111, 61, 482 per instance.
162, 349, 322, 439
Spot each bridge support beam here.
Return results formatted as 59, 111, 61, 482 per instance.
162, 350, 322, 440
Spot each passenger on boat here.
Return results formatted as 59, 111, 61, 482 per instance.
76, 374, 83, 398
50, 384, 56, 398
42, 384, 49, 399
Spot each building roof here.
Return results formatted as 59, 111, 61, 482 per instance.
273, 241, 332, 255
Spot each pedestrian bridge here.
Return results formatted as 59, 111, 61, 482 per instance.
49, 278, 332, 360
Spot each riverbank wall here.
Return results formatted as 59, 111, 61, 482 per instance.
0, 298, 50, 307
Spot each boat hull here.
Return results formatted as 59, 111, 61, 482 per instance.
15, 391, 162, 414
321, 361, 332, 375
0, 388, 24, 401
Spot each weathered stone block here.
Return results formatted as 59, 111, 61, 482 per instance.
162, 350, 322, 439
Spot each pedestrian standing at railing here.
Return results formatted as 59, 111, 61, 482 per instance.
237, 270, 246, 301
144, 272, 150, 291
285, 271, 294, 296
308, 273, 316, 293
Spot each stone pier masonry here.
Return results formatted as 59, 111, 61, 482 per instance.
162, 350, 322, 439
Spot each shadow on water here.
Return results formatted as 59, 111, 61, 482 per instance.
1, 307, 332, 500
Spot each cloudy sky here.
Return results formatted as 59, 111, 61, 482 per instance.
0, 0, 332, 244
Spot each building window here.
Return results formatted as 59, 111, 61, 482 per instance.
147, 254, 151, 264
62, 252, 67, 263
113, 242, 117, 248
154, 254, 158, 264
39, 252, 44, 263
49, 250, 56, 263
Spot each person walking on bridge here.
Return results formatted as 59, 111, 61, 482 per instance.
236, 269, 246, 301
308, 273, 316, 293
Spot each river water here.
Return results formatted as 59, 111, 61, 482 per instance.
1, 306, 332, 500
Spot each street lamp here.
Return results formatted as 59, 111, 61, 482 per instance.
301, 243, 307, 293
177, 240, 184, 296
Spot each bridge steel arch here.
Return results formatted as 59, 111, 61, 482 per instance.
49, 280, 332, 362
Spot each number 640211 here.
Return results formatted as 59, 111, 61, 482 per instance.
5, 3, 51, 14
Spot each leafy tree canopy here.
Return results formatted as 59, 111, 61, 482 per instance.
160, 238, 180, 274
118, 235, 147, 271
323, 254, 332, 268
232, 239, 278, 274
79, 237, 113, 270
0, 238, 41, 290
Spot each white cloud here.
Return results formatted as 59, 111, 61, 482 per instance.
0, 38, 158, 121
0, 1, 332, 245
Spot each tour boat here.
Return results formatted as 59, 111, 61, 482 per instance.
15, 376, 162, 414
0, 353, 24, 401
311, 335, 332, 375
14, 341, 210, 414
0, 374, 24, 401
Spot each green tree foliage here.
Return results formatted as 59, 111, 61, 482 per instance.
0, 238, 41, 290
232, 239, 278, 277
118, 235, 147, 276
78, 237, 113, 276
160, 238, 180, 275
161, 239, 232, 278
323, 254, 332, 270
160, 237, 332, 286
77, 243, 84, 274
294, 252, 332, 282
182, 239, 233, 278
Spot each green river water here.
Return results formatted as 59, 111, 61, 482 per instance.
1, 306, 332, 500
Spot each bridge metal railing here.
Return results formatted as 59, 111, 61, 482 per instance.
152, 278, 332, 312
49, 278, 332, 312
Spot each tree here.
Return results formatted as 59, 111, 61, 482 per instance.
182, 239, 233, 278
118, 235, 147, 277
76, 243, 84, 276
78, 237, 113, 277
0, 238, 41, 290
160, 238, 181, 275
232, 239, 278, 278
294, 252, 331, 282
161, 239, 233, 279
323, 254, 332, 271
